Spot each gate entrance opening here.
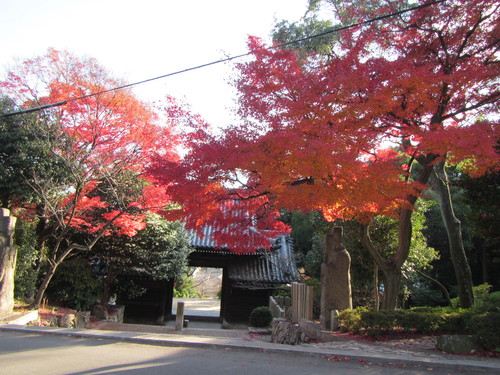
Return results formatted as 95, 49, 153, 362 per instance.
172, 267, 222, 319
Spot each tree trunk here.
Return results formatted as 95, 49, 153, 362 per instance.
373, 264, 379, 311
481, 246, 488, 284
416, 269, 452, 306
360, 223, 408, 310
31, 244, 76, 309
0, 209, 17, 317
100, 265, 117, 307
32, 263, 59, 309
431, 162, 474, 308
381, 268, 402, 310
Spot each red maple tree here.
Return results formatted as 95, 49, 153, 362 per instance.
1, 49, 180, 307
150, 0, 499, 308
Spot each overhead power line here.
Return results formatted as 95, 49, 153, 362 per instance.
2, 0, 446, 118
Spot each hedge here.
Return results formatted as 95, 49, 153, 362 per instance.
337, 307, 499, 350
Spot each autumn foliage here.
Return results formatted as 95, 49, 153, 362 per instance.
1, 49, 179, 236
1, 49, 182, 306
150, 0, 499, 254
145, 0, 499, 310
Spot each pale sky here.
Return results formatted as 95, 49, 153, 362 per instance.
0, 0, 309, 127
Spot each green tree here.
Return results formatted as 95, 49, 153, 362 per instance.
0, 97, 69, 313
0, 97, 70, 209
283, 201, 438, 308
460, 172, 500, 289
93, 214, 193, 306
13, 220, 40, 302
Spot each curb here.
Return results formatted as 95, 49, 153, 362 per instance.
1, 324, 499, 373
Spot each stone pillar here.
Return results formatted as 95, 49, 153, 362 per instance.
320, 227, 352, 330
0, 208, 17, 317
175, 301, 185, 330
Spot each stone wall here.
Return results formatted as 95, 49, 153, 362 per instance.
43, 311, 91, 328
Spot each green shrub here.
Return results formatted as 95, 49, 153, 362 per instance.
338, 304, 500, 349
411, 312, 444, 333
45, 258, 101, 311
475, 290, 500, 313
338, 307, 470, 336
441, 312, 468, 334
273, 285, 291, 298
362, 310, 401, 334
410, 306, 458, 314
337, 307, 368, 333
359, 310, 443, 335
410, 288, 447, 307
468, 312, 500, 350
451, 283, 495, 309
249, 306, 273, 327
13, 220, 40, 302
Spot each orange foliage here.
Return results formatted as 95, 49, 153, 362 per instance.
148, 0, 499, 252
1, 49, 182, 238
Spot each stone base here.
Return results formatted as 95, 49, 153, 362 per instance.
107, 305, 124, 323
91, 304, 109, 320
435, 335, 481, 354
43, 311, 91, 329
91, 304, 124, 323
271, 318, 311, 345
75, 311, 91, 328
298, 319, 345, 342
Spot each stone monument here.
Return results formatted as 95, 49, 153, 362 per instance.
320, 226, 352, 330
0, 208, 17, 317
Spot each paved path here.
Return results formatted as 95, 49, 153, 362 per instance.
172, 297, 220, 317
0, 323, 498, 374
0, 330, 471, 375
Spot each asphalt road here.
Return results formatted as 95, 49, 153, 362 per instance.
0, 331, 488, 375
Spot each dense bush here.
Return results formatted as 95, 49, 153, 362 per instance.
249, 306, 273, 327
467, 312, 500, 350
475, 290, 500, 313
45, 258, 101, 311
338, 308, 480, 336
337, 309, 441, 335
336, 295, 500, 351
13, 220, 40, 302
409, 287, 447, 307
337, 307, 368, 333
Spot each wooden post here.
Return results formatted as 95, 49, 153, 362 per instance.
291, 282, 314, 323
175, 301, 185, 330
291, 282, 299, 323
306, 285, 314, 321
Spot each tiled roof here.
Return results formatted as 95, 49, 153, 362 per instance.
228, 236, 300, 288
189, 226, 218, 249
189, 227, 300, 288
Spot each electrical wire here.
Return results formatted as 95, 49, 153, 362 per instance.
1, 0, 447, 118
